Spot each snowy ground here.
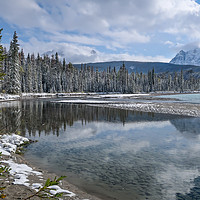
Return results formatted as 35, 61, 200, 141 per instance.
0, 134, 99, 200
53, 99, 112, 104
99, 93, 149, 98
51, 93, 200, 117
106, 102, 200, 117
0, 92, 149, 102
0, 93, 20, 101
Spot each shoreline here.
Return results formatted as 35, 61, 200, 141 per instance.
1, 154, 102, 200
0, 135, 102, 200
104, 102, 200, 117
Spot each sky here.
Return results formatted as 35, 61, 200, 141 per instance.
1, 0, 200, 64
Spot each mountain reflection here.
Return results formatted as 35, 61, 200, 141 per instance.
170, 118, 200, 137
0, 100, 197, 137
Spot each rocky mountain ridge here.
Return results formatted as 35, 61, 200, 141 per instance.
170, 48, 200, 66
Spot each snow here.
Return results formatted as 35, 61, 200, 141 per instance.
22, 93, 55, 97
31, 183, 42, 190
2, 159, 42, 186
0, 92, 150, 102
48, 185, 75, 197
170, 48, 200, 66
0, 93, 20, 102
0, 134, 29, 156
107, 102, 200, 117
53, 99, 111, 104
99, 94, 149, 98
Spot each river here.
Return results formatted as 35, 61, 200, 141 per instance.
1, 99, 200, 200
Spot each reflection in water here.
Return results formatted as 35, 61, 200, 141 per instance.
170, 118, 200, 137
0, 100, 182, 136
1, 100, 200, 200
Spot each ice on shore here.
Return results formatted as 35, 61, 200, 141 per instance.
48, 185, 75, 197
2, 159, 42, 186
53, 99, 111, 104
0, 94, 20, 101
0, 134, 29, 156
107, 103, 200, 117
99, 93, 149, 98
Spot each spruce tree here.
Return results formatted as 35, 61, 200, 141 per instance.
7, 31, 21, 94
0, 28, 6, 80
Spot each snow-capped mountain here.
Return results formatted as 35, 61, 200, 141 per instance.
170, 48, 200, 66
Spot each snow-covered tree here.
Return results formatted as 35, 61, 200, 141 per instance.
0, 28, 6, 81
7, 31, 21, 94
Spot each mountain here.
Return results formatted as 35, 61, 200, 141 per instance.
42, 49, 200, 75
73, 61, 200, 74
170, 48, 200, 66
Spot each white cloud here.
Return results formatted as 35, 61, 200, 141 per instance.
2, 0, 200, 39
17, 37, 170, 63
164, 41, 174, 47
1, 0, 200, 62
0, 0, 58, 31
167, 41, 200, 52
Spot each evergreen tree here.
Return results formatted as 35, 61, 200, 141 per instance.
0, 28, 6, 81
19, 49, 26, 92
36, 53, 43, 93
7, 31, 21, 94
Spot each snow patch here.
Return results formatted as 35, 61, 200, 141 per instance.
100, 93, 149, 98
48, 185, 75, 197
0, 93, 20, 102
2, 159, 42, 186
107, 102, 200, 117
0, 134, 29, 155
31, 183, 42, 190
53, 99, 111, 104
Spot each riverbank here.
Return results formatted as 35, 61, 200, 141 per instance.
0, 134, 101, 200
103, 102, 200, 117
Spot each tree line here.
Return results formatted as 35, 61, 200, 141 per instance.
0, 31, 200, 94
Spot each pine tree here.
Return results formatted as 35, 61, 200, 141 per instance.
31, 54, 37, 92
36, 53, 43, 93
0, 28, 6, 81
25, 54, 32, 92
7, 31, 21, 94
19, 49, 26, 92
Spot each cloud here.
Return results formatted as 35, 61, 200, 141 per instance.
174, 41, 200, 51
1, 0, 200, 63
164, 40, 200, 53
17, 37, 170, 63
0, 0, 57, 31
2, 0, 200, 39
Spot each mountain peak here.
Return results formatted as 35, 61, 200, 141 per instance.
170, 48, 200, 66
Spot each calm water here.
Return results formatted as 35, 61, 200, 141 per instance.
1, 100, 200, 200
159, 93, 200, 104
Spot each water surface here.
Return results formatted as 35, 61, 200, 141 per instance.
159, 93, 200, 104
1, 100, 200, 200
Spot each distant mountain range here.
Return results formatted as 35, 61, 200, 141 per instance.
73, 48, 200, 75
43, 48, 200, 75
170, 48, 200, 66
74, 61, 200, 74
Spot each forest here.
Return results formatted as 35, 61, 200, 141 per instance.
0, 31, 200, 94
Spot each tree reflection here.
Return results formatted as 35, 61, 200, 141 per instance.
0, 100, 194, 137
